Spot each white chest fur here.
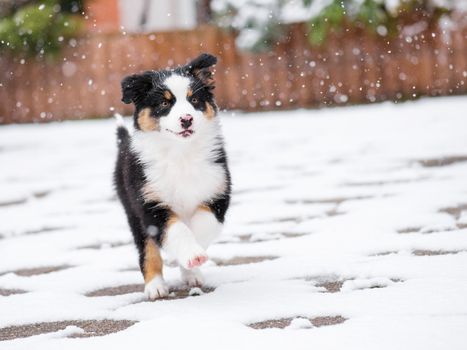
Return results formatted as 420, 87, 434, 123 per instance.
131, 128, 226, 221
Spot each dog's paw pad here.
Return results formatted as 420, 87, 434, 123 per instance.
175, 242, 208, 269
144, 276, 169, 300
187, 254, 208, 269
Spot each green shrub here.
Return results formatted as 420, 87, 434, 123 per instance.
211, 0, 454, 51
0, 0, 82, 57
307, 0, 449, 45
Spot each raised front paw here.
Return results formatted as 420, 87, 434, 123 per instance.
188, 254, 208, 269
144, 276, 169, 300
179, 244, 208, 270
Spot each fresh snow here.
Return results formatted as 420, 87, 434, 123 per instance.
212, 0, 467, 27
1, 96, 467, 349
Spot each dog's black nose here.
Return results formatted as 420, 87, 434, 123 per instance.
180, 114, 193, 129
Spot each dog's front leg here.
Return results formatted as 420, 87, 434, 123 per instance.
178, 206, 224, 287
161, 213, 208, 270
189, 205, 223, 249
140, 204, 208, 295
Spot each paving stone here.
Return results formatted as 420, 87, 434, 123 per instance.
249, 316, 346, 329
0, 320, 136, 341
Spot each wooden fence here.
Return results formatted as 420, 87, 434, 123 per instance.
0, 21, 466, 124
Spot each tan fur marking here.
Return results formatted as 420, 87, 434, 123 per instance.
138, 108, 159, 131
166, 214, 178, 229
187, 88, 193, 97
203, 102, 215, 120
161, 213, 179, 247
142, 184, 159, 203
198, 204, 212, 213
194, 68, 215, 88
144, 239, 163, 283
163, 90, 172, 100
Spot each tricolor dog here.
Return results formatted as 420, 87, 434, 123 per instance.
114, 53, 231, 300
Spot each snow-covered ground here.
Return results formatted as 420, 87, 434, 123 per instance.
1, 96, 467, 349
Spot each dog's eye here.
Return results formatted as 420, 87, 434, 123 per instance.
191, 97, 198, 104
161, 101, 169, 108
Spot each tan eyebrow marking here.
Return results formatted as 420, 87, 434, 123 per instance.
198, 204, 212, 212
163, 90, 173, 100
187, 88, 193, 97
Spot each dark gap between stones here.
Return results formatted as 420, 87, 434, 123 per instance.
418, 156, 467, 168
0, 320, 136, 341
397, 227, 421, 234
0, 198, 27, 207
1, 265, 72, 277
23, 226, 69, 235
439, 204, 467, 221
285, 196, 373, 205
86, 284, 215, 300
413, 250, 461, 256
77, 241, 131, 250
249, 316, 346, 329
213, 256, 278, 266
0, 288, 27, 296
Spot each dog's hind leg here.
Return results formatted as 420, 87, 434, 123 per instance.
142, 237, 169, 300
122, 211, 169, 300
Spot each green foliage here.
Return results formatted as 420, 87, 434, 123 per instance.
211, 0, 288, 52
308, 0, 346, 45
0, 0, 82, 57
356, 0, 387, 29
307, 0, 450, 46
211, 0, 454, 51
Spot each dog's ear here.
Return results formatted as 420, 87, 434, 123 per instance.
186, 53, 217, 72
121, 73, 153, 104
185, 53, 217, 88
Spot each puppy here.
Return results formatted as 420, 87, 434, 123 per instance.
114, 53, 231, 300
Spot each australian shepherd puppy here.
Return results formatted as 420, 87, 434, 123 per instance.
114, 53, 231, 300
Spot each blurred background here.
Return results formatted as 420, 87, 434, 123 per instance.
0, 0, 466, 124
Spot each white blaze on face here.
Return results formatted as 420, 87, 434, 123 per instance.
160, 74, 199, 136
164, 74, 190, 102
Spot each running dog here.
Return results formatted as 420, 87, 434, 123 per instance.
114, 53, 230, 300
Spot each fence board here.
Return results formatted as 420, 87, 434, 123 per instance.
0, 22, 466, 124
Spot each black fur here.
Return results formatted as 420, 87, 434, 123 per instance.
207, 144, 230, 223
121, 72, 154, 105
186, 53, 217, 72
114, 125, 172, 274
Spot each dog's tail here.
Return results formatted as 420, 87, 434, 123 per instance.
114, 113, 129, 147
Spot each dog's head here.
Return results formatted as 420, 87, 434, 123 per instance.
121, 53, 218, 140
